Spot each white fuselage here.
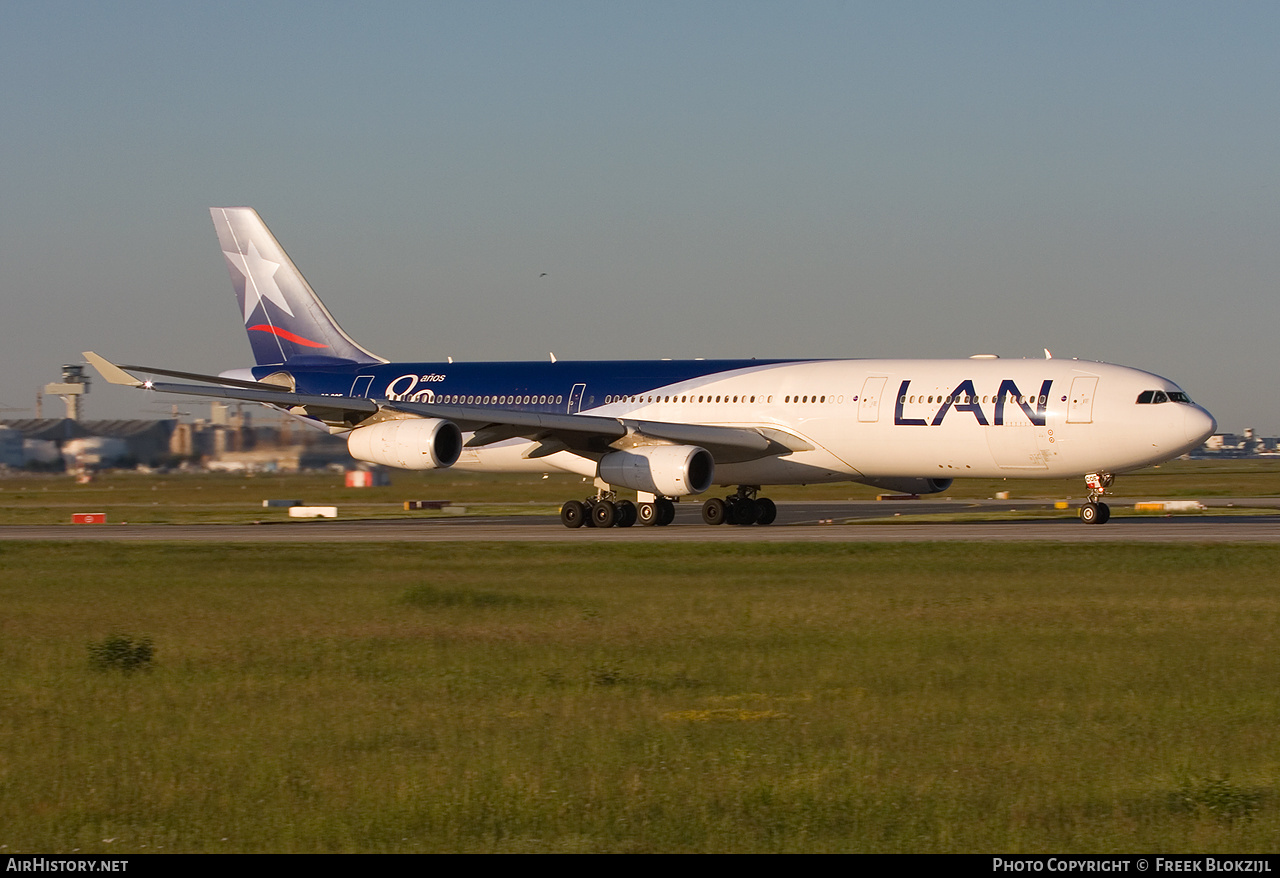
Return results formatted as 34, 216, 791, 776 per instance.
454, 358, 1216, 489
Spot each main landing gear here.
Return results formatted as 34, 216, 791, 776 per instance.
560, 489, 675, 528
637, 498, 676, 526
1079, 472, 1114, 525
559, 484, 777, 529
701, 486, 777, 526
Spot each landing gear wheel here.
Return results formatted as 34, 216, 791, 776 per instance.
615, 500, 637, 528
730, 497, 759, 525
561, 500, 587, 529
591, 499, 617, 528
657, 498, 676, 526
755, 497, 777, 525
1081, 473, 1116, 525
722, 496, 739, 524
1080, 501, 1106, 525
701, 497, 727, 525
638, 502, 658, 526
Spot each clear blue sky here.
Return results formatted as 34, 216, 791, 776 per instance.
2, 1, 1276, 432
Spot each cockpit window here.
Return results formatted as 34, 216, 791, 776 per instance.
1136, 389, 1193, 405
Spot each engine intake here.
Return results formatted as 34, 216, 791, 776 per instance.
347, 418, 462, 470
598, 445, 715, 497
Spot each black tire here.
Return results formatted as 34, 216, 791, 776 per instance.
723, 496, 740, 524
615, 500, 637, 528
731, 497, 759, 525
1079, 502, 1099, 525
638, 502, 658, 526
1096, 501, 1111, 524
701, 497, 727, 525
657, 499, 676, 526
561, 500, 587, 529
755, 497, 777, 525
592, 499, 617, 528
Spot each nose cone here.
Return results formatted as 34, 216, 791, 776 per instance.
1184, 406, 1217, 448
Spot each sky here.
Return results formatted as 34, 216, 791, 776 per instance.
1, 1, 1277, 432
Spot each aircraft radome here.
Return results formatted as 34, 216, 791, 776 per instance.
86, 208, 1217, 528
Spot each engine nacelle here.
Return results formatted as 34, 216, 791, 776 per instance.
858, 477, 953, 495
598, 445, 715, 497
347, 418, 463, 470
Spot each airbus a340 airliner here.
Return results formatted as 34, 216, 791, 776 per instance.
86, 207, 1216, 528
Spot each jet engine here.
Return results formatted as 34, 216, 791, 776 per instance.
858, 477, 953, 495
347, 418, 463, 470
598, 445, 715, 497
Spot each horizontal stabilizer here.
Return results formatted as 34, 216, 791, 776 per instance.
82, 351, 143, 387
85, 353, 298, 392
140, 380, 380, 416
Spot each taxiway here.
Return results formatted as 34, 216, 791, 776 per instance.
1, 500, 1276, 543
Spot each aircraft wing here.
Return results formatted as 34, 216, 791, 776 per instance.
84, 353, 806, 462
388, 399, 805, 462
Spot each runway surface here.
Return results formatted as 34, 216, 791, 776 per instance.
2, 500, 1277, 543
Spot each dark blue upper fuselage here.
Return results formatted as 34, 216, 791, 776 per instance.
256, 358, 801, 412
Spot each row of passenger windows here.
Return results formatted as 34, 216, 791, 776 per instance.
437, 392, 841, 407
1136, 390, 1192, 404
426, 388, 1185, 410
435, 391, 1065, 409
606, 394, 773, 404
441, 394, 564, 406
901, 394, 1047, 405
604, 394, 845, 405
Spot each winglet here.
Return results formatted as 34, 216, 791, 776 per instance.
82, 351, 144, 387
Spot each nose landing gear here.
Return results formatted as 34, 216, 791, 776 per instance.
1079, 472, 1114, 525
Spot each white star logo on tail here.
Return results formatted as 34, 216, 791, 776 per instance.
224, 241, 295, 323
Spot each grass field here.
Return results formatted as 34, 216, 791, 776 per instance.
1, 458, 1278, 526
2, 541, 1279, 853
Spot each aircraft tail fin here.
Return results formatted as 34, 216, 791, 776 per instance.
210, 207, 386, 367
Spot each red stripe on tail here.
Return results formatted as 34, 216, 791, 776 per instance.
248, 325, 328, 348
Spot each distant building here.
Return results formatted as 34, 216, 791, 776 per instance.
0, 419, 175, 467
0, 427, 23, 468
0, 413, 356, 471
1195, 428, 1279, 458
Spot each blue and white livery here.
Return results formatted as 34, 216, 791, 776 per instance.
86, 207, 1216, 527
